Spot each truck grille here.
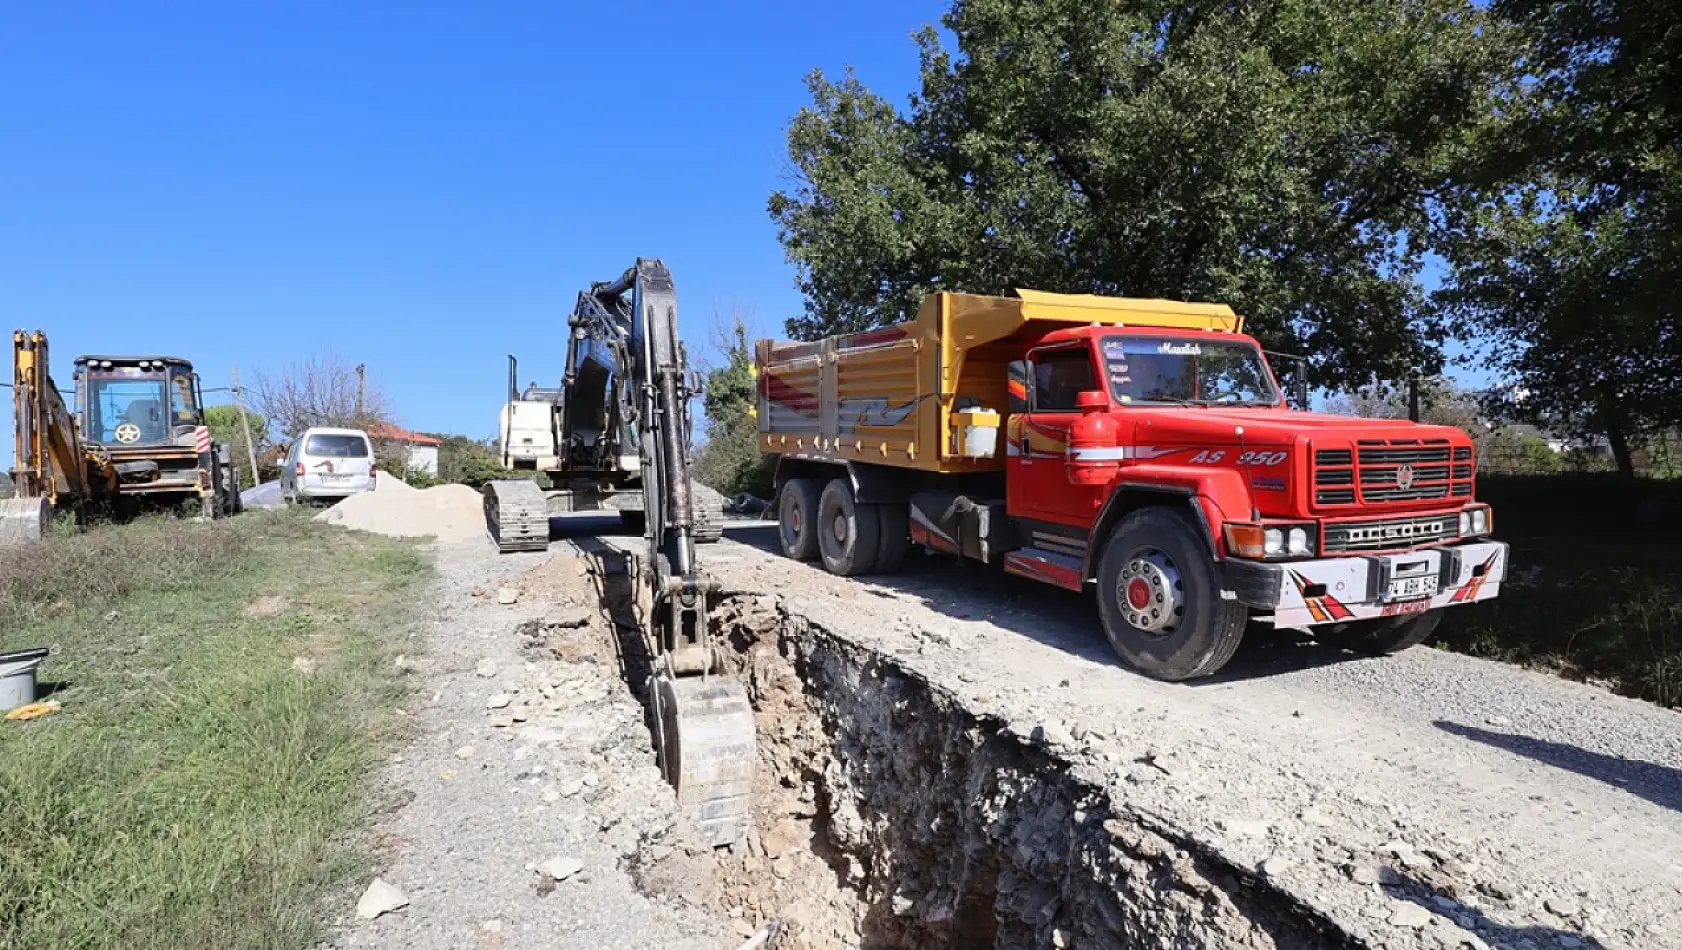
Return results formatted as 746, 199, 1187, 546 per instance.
1312, 438, 1473, 508
1323, 514, 1460, 552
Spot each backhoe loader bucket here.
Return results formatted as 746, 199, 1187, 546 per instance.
651, 668, 756, 847
0, 497, 50, 545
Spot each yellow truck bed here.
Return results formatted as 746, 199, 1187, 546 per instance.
756, 289, 1242, 475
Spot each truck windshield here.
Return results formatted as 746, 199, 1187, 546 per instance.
1100, 336, 1279, 407
85, 376, 170, 444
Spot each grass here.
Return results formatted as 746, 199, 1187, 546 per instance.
0, 509, 429, 950
1434, 474, 1682, 707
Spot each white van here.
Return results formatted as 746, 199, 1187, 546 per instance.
281, 427, 376, 503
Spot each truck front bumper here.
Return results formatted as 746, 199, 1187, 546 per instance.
1222, 540, 1507, 629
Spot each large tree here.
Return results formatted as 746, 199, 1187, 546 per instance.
770, 0, 1510, 387
1436, 0, 1682, 476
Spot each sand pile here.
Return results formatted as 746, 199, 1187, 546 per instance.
313, 476, 487, 542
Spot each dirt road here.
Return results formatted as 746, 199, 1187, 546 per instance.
336, 514, 1680, 950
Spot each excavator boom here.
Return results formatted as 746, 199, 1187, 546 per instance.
483, 260, 753, 846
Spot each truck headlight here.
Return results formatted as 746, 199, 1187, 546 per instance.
1287, 526, 1313, 556
1225, 522, 1318, 560
1459, 505, 1493, 538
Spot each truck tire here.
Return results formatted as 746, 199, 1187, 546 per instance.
778, 478, 822, 561
817, 478, 880, 576
874, 503, 911, 574
1341, 609, 1443, 656
1095, 507, 1248, 681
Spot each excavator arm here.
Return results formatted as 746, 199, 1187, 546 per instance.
483, 261, 754, 846
2, 331, 116, 542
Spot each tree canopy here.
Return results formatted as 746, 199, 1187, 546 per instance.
1436, 0, 1682, 475
771, 0, 1511, 387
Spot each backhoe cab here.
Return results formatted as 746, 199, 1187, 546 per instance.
73, 355, 240, 519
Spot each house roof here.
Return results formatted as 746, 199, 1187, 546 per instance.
367, 422, 442, 447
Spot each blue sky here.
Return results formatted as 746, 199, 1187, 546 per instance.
3, 1, 1491, 460
1, 1, 946, 446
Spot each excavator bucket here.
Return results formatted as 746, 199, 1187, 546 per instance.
0, 497, 49, 545
652, 670, 757, 847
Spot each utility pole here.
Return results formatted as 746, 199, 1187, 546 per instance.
231, 365, 261, 488
355, 363, 367, 419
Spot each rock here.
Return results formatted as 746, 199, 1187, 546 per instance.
1125, 765, 1158, 786
892, 894, 914, 915
537, 856, 583, 882
771, 855, 795, 878
582, 772, 600, 788
455, 745, 476, 759
486, 693, 513, 710
1478, 880, 1517, 902
1261, 855, 1292, 877
1388, 902, 1432, 929
1070, 719, 1092, 741
1546, 896, 1581, 918
732, 919, 759, 938
1300, 808, 1331, 827
1221, 819, 1271, 838
1038, 720, 1076, 747
1349, 863, 1383, 885
541, 788, 561, 804
1486, 715, 1512, 728
291, 656, 317, 675
491, 716, 515, 728
476, 658, 499, 678
1052, 928, 1070, 948
496, 587, 519, 605
355, 878, 409, 919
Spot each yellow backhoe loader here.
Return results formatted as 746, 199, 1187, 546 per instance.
1, 330, 241, 543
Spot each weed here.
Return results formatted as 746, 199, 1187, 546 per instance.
0, 509, 428, 950
1436, 475, 1682, 707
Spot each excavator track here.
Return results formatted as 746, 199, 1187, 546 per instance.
483, 479, 551, 553
691, 482, 726, 544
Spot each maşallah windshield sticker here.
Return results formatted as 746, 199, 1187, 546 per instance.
1102, 340, 1127, 356
1158, 342, 1202, 356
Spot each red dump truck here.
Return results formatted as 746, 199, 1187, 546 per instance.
755, 289, 1505, 681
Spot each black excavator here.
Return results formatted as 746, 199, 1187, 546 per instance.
482, 260, 754, 846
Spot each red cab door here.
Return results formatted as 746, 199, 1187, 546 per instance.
1007, 344, 1108, 526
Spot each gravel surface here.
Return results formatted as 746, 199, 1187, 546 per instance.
330, 513, 1681, 950
329, 536, 730, 950
696, 518, 1682, 950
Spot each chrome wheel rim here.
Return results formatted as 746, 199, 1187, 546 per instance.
1117, 547, 1185, 636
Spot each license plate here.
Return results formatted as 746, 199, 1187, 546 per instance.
1388, 574, 1439, 600
322, 474, 351, 483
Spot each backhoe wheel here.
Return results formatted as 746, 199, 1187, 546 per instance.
1096, 506, 1247, 681
817, 478, 880, 576
1340, 609, 1443, 656
874, 503, 911, 574
777, 478, 822, 561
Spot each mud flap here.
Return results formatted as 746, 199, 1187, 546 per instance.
652, 670, 756, 848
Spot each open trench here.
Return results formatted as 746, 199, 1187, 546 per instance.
553, 544, 1359, 950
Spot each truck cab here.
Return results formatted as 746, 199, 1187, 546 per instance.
758, 290, 1507, 681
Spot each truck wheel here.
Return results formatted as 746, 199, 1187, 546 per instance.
777, 478, 821, 561
817, 478, 880, 576
1341, 609, 1443, 656
1096, 507, 1247, 681
874, 503, 911, 574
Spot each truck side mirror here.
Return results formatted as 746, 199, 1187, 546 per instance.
1076, 390, 1106, 412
